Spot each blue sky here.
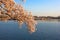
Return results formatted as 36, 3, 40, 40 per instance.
15, 0, 60, 16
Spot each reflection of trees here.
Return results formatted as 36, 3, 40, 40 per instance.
0, 0, 36, 33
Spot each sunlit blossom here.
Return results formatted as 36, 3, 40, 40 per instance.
0, 0, 36, 33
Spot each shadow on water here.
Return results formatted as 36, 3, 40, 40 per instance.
0, 20, 60, 40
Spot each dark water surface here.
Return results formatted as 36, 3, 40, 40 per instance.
0, 20, 60, 40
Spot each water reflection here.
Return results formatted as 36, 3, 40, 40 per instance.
0, 20, 60, 40
37, 19, 60, 23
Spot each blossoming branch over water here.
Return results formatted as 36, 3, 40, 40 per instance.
0, 0, 37, 33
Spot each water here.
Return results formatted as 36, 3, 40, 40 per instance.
0, 20, 60, 40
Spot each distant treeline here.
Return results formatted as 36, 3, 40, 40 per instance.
33, 16, 60, 20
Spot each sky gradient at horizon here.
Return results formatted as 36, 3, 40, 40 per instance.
15, 0, 60, 16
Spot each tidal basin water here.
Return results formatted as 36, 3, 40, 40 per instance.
0, 20, 60, 40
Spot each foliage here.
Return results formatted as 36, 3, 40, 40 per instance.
0, 0, 37, 33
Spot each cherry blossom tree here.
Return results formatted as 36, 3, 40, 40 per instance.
0, 0, 37, 33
